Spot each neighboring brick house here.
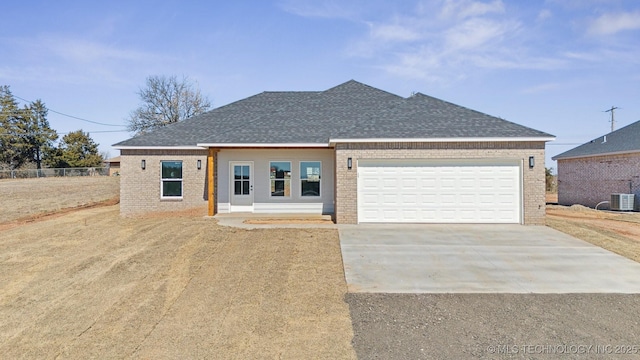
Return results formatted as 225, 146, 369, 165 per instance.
114, 80, 554, 224
552, 120, 640, 209
103, 156, 121, 176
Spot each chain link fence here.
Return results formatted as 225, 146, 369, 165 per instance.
0, 167, 109, 179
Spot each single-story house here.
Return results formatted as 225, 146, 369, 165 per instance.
104, 156, 121, 176
552, 120, 640, 209
114, 80, 554, 224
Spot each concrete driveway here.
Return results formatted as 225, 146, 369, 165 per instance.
339, 224, 640, 293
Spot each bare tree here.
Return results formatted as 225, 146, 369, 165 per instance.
127, 75, 211, 134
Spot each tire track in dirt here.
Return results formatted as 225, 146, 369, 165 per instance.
0, 197, 119, 232
1, 180, 356, 359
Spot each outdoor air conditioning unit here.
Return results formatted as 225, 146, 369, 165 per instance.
610, 194, 635, 211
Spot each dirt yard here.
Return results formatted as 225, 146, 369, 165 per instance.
547, 204, 640, 263
0, 176, 120, 223
0, 205, 355, 359
545, 192, 558, 204
3, 178, 640, 359
0, 176, 354, 358
348, 293, 640, 359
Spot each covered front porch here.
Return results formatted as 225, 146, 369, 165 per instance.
206, 147, 335, 217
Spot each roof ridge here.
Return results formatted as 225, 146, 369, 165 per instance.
552, 119, 640, 160
261, 90, 319, 94
114, 80, 554, 148
322, 80, 404, 99
602, 118, 640, 137
407, 92, 552, 136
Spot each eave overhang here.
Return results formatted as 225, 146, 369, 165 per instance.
552, 149, 640, 161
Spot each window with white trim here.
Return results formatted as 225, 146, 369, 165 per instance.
300, 161, 321, 197
270, 161, 291, 197
161, 161, 183, 198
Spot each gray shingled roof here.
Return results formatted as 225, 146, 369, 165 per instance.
114, 80, 553, 147
552, 120, 640, 160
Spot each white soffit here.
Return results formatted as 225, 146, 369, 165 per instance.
196, 143, 330, 148
113, 145, 207, 150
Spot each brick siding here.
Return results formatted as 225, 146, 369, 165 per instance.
120, 142, 549, 224
120, 149, 209, 216
335, 142, 547, 225
557, 153, 640, 209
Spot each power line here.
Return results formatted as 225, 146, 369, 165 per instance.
1, 130, 128, 136
0, 89, 125, 127
85, 130, 129, 133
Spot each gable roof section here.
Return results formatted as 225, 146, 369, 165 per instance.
104, 156, 121, 163
552, 120, 640, 160
114, 80, 554, 148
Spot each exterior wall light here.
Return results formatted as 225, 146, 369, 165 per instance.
528, 156, 535, 168
141, 159, 146, 170
347, 157, 352, 170
197, 159, 202, 170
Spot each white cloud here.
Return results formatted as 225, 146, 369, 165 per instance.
440, 0, 505, 20
380, 47, 446, 81
377, 41, 566, 83
0, 35, 167, 86
562, 45, 640, 65
345, 0, 543, 81
537, 9, 552, 21
278, 0, 358, 19
544, 0, 620, 10
521, 82, 562, 94
444, 18, 517, 50
287, 0, 635, 83
4, 34, 158, 65
562, 51, 600, 62
471, 53, 566, 70
40, 36, 152, 63
0, 64, 103, 86
370, 23, 422, 42
588, 11, 640, 35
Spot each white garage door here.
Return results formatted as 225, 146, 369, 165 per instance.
357, 160, 522, 223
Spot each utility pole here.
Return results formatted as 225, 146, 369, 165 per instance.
604, 106, 619, 132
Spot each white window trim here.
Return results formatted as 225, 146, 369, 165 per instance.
160, 160, 183, 200
231, 162, 252, 197
269, 160, 292, 199
299, 160, 322, 198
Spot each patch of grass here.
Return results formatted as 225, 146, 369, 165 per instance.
547, 207, 640, 263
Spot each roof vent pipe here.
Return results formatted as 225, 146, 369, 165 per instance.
602, 135, 607, 143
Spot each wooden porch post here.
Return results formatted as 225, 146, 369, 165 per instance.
207, 148, 216, 216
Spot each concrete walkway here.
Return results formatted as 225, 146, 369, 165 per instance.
213, 213, 337, 229
339, 224, 640, 293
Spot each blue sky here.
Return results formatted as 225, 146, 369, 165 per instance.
2, 0, 639, 169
